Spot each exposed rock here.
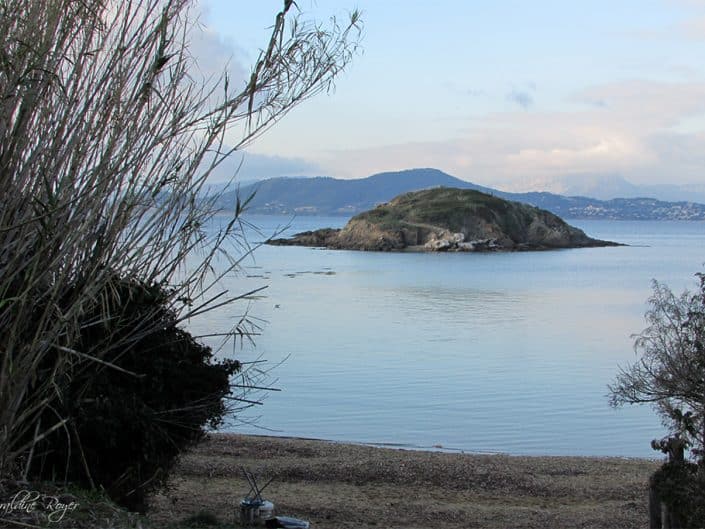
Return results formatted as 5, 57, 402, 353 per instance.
268, 228, 340, 247
268, 187, 621, 252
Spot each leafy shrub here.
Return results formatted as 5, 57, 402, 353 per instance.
652, 461, 705, 528
28, 275, 240, 512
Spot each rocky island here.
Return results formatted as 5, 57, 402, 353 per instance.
268, 187, 620, 251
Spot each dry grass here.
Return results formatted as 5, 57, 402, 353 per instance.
148, 434, 658, 529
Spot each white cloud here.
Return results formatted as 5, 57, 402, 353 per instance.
679, 16, 705, 39
208, 151, 324, 183
506, 82, 536, 110
197, 144, 325, 184
189, 27, 248, 88
188, 3, 250, 92
507, 89, 534, 110
318, 80, 705, 187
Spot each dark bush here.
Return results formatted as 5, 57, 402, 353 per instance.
183, 510, 221, 527
28, 275, 240, 512
652, 461, 705, 528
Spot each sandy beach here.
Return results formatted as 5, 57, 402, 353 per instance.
148, 433, 659, 529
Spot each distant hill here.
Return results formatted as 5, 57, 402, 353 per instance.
215, 168, 705, 220
513, 173, 705, 203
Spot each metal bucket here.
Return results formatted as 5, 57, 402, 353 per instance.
239, 499, 274, 526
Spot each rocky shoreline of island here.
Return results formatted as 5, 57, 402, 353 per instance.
268, 187, 622, 252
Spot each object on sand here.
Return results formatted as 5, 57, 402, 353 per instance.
240, 499, 274, 526
239, 467, 276, 526
265, 516, 311, 529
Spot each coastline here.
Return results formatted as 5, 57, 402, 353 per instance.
148, 433, 659, 528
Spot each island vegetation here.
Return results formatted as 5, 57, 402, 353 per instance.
269, 187, 620, 251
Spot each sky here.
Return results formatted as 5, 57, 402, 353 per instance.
195, 0, 705, 192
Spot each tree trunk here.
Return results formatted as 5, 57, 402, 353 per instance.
648, 477, 661, 529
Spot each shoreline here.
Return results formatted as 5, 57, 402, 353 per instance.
232, 431, 659, 460
148, 433, 659, 528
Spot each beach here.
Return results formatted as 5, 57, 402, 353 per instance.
148, 433, 659, 528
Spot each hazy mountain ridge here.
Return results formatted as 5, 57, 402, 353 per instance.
506, 173, 705, 203
215, 168, 705, 220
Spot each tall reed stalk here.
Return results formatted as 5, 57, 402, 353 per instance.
0, 0, 361, 476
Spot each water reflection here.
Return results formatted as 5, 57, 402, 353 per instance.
187, 217, 705, 457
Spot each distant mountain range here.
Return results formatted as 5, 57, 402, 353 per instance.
505, 173, 705, 203
214, 168, 705, 221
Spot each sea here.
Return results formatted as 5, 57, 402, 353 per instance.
186, 215, 705, 458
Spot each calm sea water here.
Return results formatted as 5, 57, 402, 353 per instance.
188, 215, 705, 458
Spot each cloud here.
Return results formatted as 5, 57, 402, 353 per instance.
189, 27, 248, 88
627, 4, 705, 42
442, 81, 486, 98
187, 6, 249, 92
319, 80, 705, 187
507, 83, 536, 110
467, 88, 486, 97
679, 15, 705, 39
206, 151, 324, 183
507, 89, 534, 109
669, 0, 705, 11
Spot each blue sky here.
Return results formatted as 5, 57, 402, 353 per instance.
197, 0, 705, 191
